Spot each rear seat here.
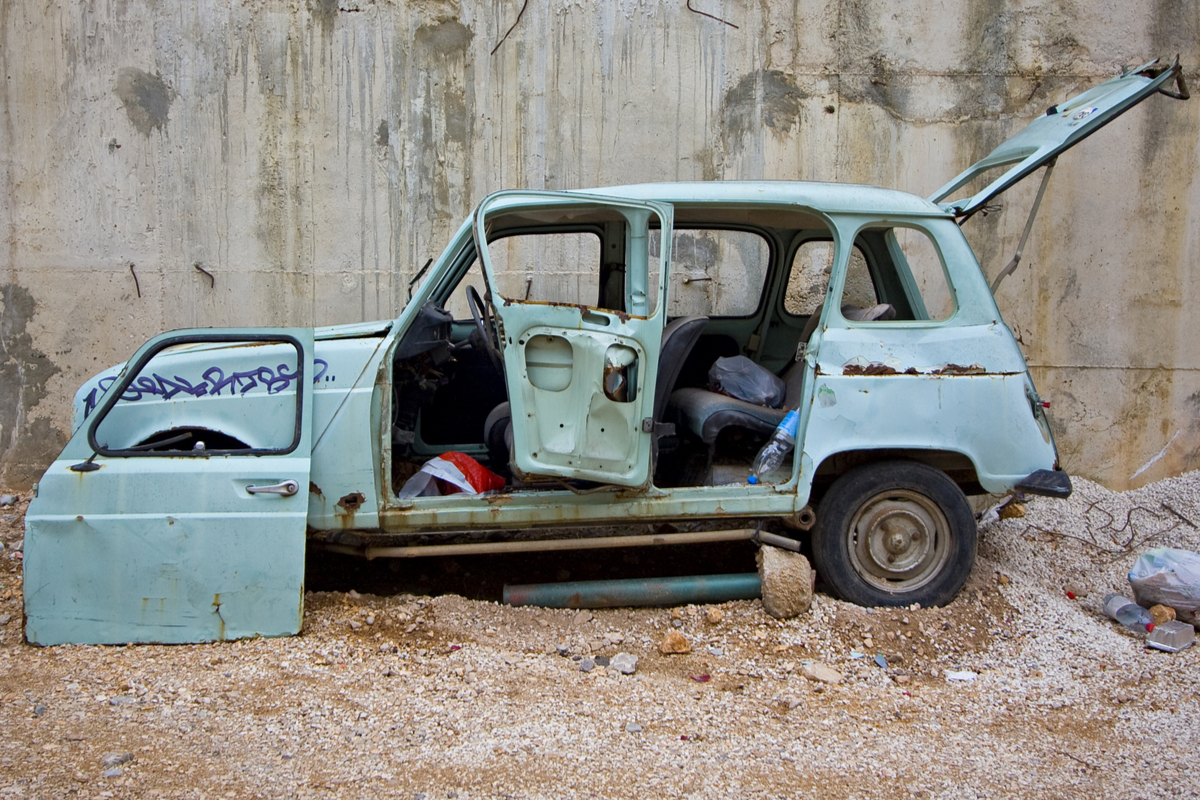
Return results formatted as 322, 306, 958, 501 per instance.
669, 303, 894, 445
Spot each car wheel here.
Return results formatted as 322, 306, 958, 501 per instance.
811, 460, 976, 607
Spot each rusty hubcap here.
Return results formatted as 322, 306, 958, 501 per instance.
848, 489, 950, 592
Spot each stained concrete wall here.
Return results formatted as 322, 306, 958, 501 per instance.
1, 0, 1197, 490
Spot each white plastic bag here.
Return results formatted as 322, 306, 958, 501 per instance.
1129, 547, 1200, 623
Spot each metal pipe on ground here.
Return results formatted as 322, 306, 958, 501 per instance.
503, 573, 762, 609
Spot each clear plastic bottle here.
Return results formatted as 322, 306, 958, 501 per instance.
1103, 593, 1155, 633
748, 410, 799, 485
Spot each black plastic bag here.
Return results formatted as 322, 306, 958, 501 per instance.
708, 356, 785, 408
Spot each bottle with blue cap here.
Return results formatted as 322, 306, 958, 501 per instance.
748, 409, 799, 485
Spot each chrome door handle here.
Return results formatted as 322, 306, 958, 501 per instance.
246, 480, 299, 497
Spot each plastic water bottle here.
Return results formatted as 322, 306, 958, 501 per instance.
1103, 594, 1155, 633
748, 410, 799, 485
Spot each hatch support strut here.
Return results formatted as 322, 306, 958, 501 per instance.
989, 159, 1056, 295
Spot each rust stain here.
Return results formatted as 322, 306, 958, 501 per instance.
934, 364, 987, 375
842, 362, 899, 376
309, 481, 324, 498
212, 594, 225, 641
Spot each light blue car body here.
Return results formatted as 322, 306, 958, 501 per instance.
24, 61, 1185, 644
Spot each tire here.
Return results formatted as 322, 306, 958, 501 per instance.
811, 460, 976, 607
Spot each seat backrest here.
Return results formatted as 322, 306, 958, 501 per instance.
654, 315, 708, 422
798, 302, 895, 350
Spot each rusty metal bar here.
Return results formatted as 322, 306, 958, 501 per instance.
316, 528, 759, 560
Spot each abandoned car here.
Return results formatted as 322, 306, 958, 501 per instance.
24, 60, 1189, 644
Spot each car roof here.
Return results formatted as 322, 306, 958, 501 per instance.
571, 181, 949, 217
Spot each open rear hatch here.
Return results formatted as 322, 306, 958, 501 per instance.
930, 58, 1189, 220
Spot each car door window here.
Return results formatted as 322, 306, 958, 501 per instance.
487, 231, 604, 307
90, 336, 306, 455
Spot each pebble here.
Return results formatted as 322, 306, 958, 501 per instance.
594, 656, 610, 668
706, 646, 724, 656
1149, 604, 1176, 625
0, 494, 15, 506
101, 752, 134, 767
624, 722, 643, 733
705, 608, 724, 624
659, 630, 690, 654
998, 501, 1026, 519
33, 703, 47, 717
0, 613, 11, 625
611, 653, 638, 675
801, 663, 843, 685
579, 658, 595, 672
101, 768, 123, 778
109, 696, 137, 706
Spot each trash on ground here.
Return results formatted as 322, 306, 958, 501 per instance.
945, 670, 978, 682
1147, 621, 1195, 653
1129, 548, 1200, 625
397, 452, 506, 498
1103, 594, 1156, 634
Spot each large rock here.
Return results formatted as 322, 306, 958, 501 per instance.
756, 545, 813, 619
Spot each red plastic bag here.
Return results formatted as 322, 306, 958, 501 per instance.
398, 452, 505, 498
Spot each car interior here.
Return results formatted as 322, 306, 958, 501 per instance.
388, 204, 953, 496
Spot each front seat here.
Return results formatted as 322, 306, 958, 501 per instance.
482, 315, 709, 473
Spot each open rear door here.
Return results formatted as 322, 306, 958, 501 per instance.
930, 58, 1188, 219
473, 191, 673, 488
24, 329, 314, 645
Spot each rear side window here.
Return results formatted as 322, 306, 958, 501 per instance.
786, 240, 874, 315
649, 229, 769, 317
889, 227, 954, 321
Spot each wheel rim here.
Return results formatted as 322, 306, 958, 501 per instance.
847, 489, 951, 593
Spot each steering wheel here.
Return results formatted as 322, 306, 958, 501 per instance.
466, 284, 505, 375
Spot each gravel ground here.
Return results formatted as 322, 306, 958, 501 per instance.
1, 474, 1199, 800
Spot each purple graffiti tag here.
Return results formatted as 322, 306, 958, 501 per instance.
82, 358, 331, 419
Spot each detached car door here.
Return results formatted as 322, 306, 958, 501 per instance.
24, 329, 314, 645
474, 191, 673, 488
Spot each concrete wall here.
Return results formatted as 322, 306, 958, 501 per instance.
1, 0, 1197, 490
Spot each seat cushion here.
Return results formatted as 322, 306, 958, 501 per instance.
670, 387, 788, 444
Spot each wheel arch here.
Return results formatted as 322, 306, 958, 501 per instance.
811, 447, 984, 499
